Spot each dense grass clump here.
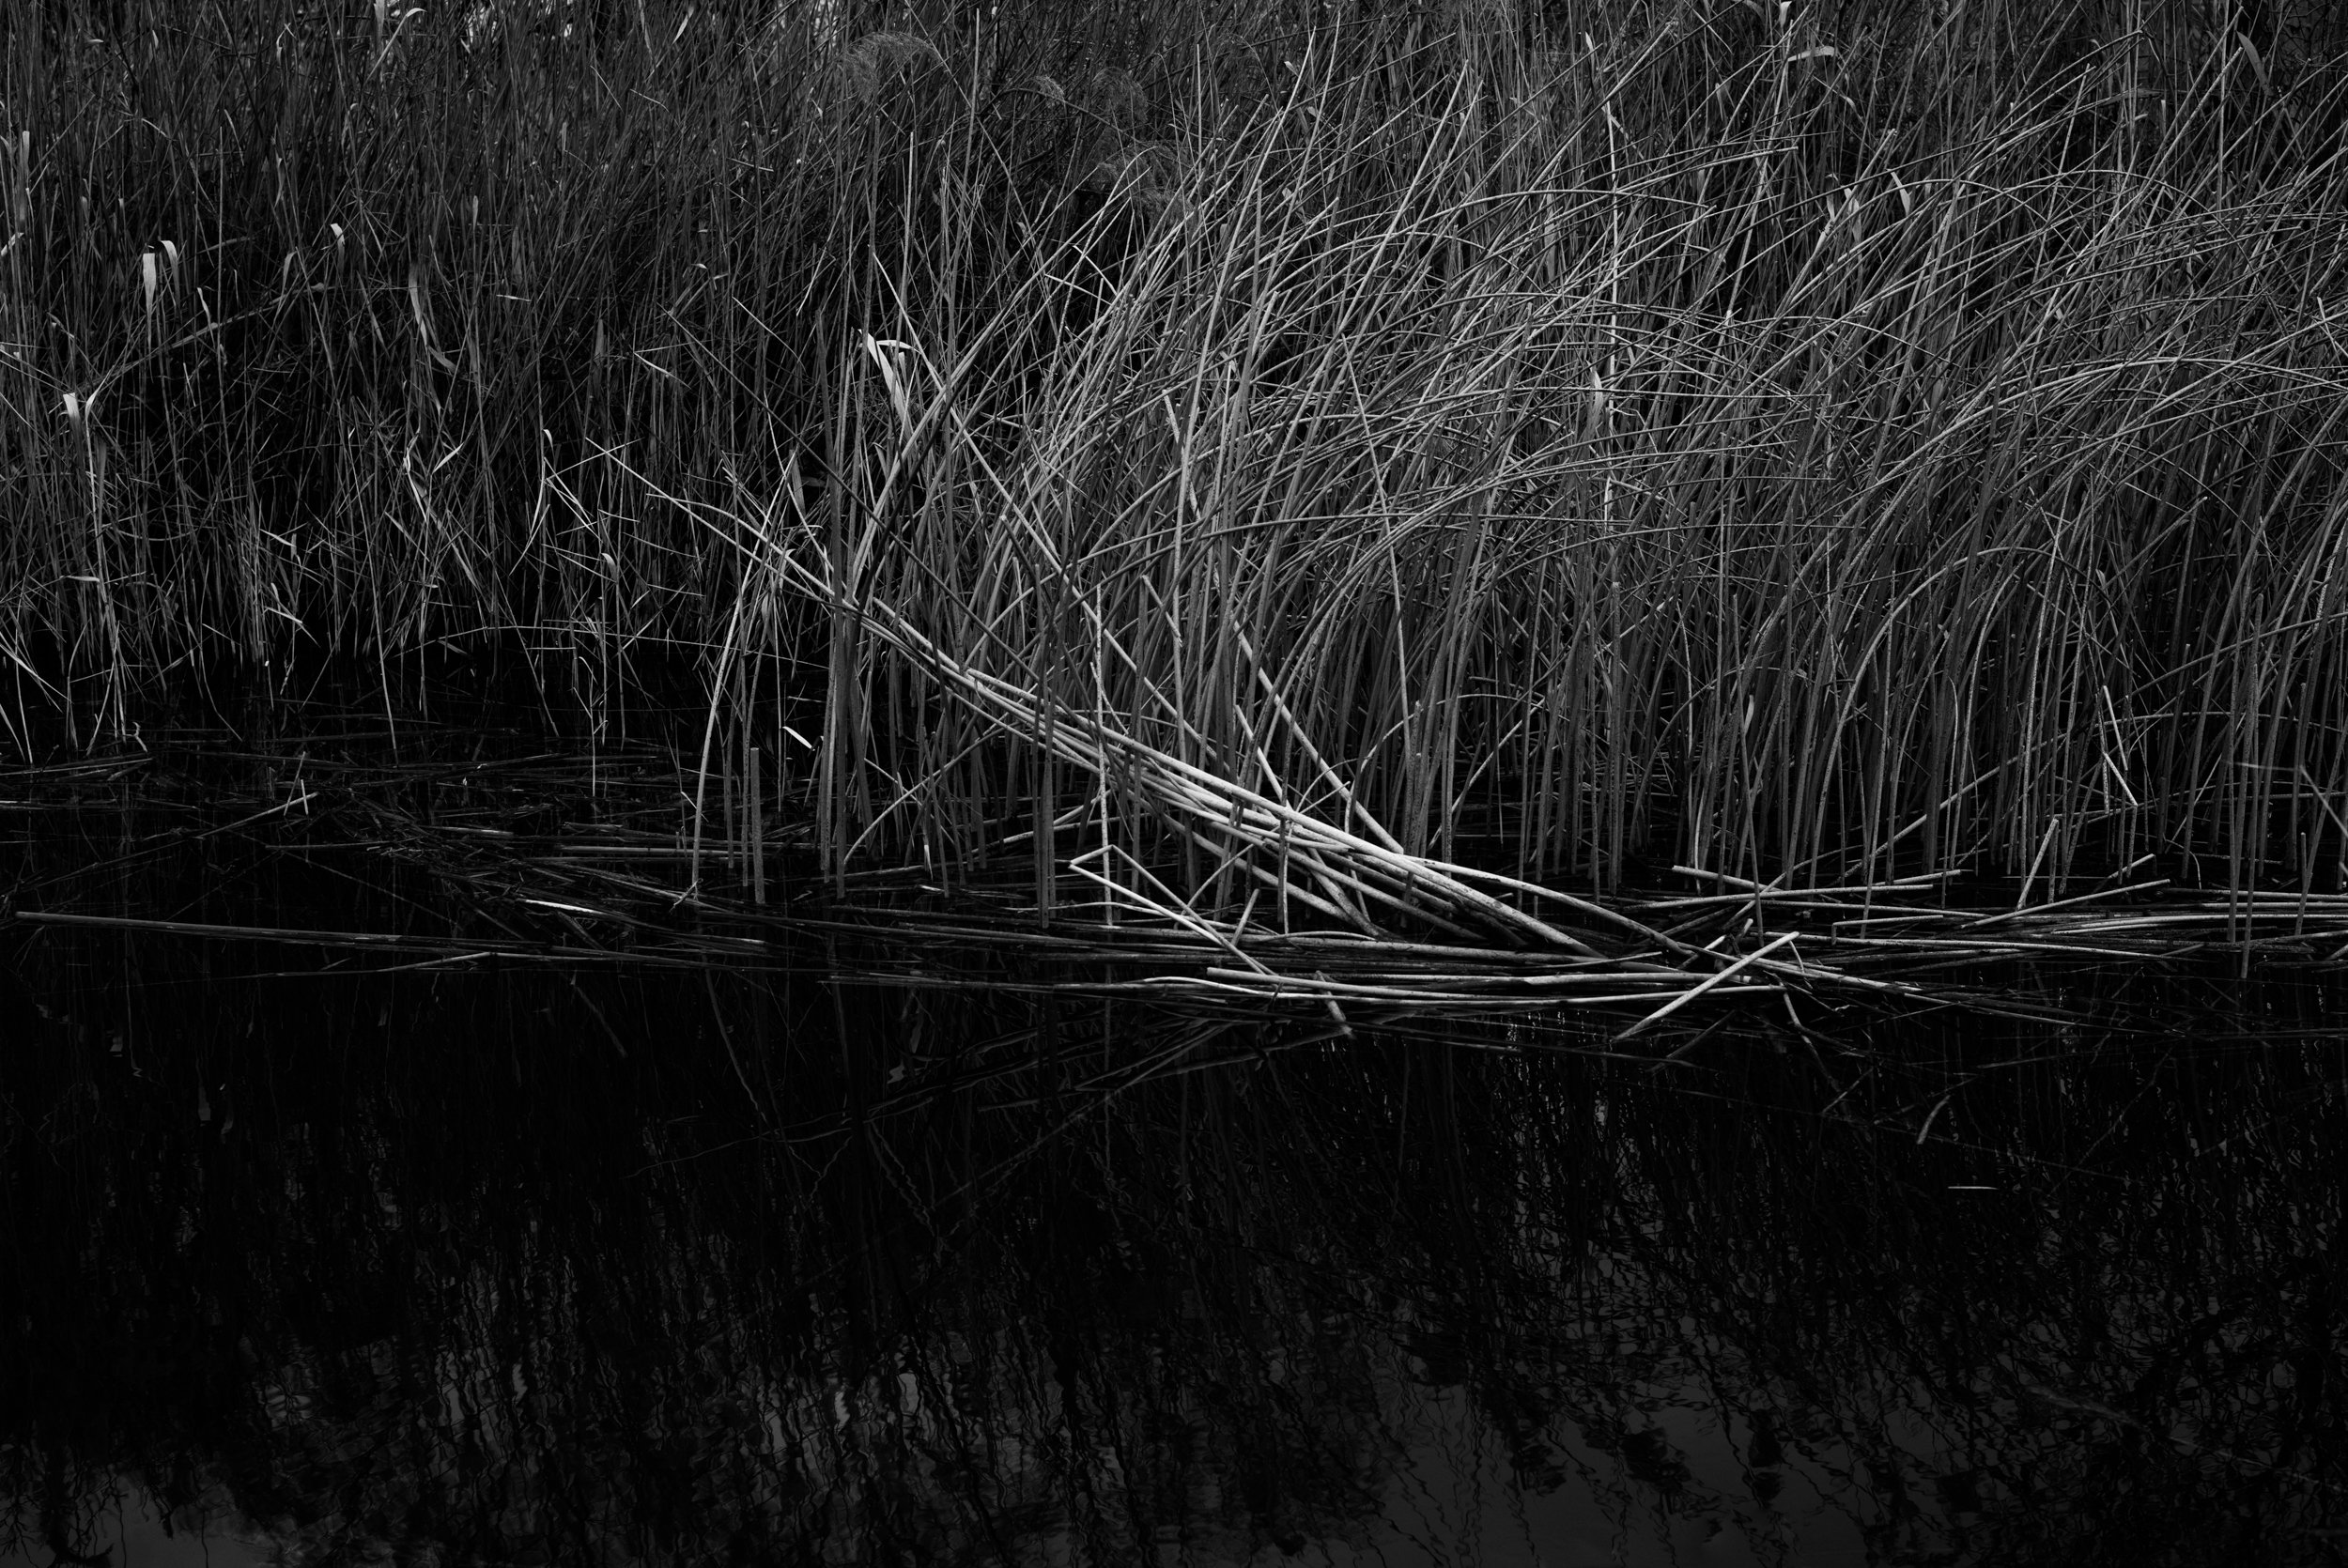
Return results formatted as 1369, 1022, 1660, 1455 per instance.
7, 0, 2348, 915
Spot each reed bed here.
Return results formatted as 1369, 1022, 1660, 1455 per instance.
11, 737, 2345, 1053
8, 0, 2348, 957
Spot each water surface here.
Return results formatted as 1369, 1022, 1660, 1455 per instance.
6, 746, 2347, 1566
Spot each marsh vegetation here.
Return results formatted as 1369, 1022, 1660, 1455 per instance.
8, 0, 2348, 976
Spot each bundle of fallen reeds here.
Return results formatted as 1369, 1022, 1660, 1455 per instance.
755, 546, 1676, 949
13, 741, 2332, 1054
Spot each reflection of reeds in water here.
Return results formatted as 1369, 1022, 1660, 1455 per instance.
8, 0, 2348, 974
8, 951, 2348, 1564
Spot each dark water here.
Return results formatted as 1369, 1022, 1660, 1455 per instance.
8, 746, 2348, 1566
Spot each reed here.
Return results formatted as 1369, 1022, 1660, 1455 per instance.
7, 0, 2348, 925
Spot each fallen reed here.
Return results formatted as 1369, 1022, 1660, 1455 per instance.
8, 0, 2348, 941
